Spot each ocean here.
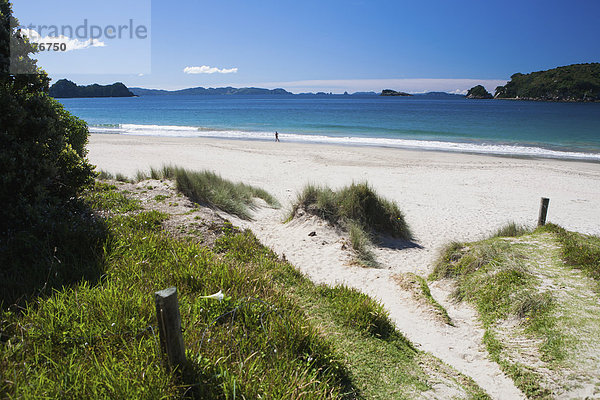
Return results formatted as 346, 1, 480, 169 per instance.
58, 95, 600, 161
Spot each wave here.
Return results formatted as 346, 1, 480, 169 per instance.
89, 123, 600, 161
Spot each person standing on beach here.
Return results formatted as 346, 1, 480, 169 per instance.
275, 131, 280, 142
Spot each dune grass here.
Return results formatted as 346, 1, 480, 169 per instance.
427, 222, 600, 398
491, 222, 533, 238
289, 183, 412, 266
430, 238, 559, 398
0, 181, 487, 399
135, 165, 280, 219
539, 223, 600, 281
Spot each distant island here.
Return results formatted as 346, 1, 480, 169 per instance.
380, 89, 412, 97
493, 63, 600, 102
50, 79, 135, 98
130, 86, 293, 96
466, 85, 493, 99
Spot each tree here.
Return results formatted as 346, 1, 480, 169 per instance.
0, 0, 95, 234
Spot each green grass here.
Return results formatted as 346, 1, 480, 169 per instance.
136, 165, 280, 219
492, 222, 533, 238
1, 181, 487, 399
430, 235, 566, 398
0, 185, 485, 399
1, 190, 351, 399
85, 182, 142, 213
540, 223, 600, 281
289, 183, 412, 266
348, 221, 378, 267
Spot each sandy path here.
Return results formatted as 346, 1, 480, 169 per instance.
228, 208, 525, 399
89, 134, 600, 398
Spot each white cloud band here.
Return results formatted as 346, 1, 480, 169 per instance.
184, 65, 238, 74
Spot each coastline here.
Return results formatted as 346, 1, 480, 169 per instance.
88, 127, 600, 162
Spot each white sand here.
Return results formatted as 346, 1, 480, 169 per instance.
89, 134, 600, 399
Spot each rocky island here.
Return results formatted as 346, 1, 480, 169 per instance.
49, 79, 135, 98
380, 89, 412, 96
466, 85, 493, 99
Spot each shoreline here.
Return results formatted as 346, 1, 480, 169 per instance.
89, 130, 600, 163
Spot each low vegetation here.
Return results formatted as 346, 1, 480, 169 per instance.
394, 273, 453, 326
1, 180, 487, 398
540, 223, 600, 281
491, 222, 532, 238
136, 165, 280, 219
431, 222, 600, 398
289, 183, 412, 266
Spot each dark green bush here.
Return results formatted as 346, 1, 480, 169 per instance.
0, 0, 95, 233
0, 1, 96, 306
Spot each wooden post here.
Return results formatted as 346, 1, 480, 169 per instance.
154, 287, 186, 369
537, 197, 550, 226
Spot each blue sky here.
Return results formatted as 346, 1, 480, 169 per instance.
12, 0, 600, 93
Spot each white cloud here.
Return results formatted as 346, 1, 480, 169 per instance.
184, 65, 238, 74
20, 29, 106, 51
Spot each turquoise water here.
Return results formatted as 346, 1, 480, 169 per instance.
58, 95, 600, 161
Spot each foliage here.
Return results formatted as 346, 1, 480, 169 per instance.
0, 0, 95, 234
494, 63, 600, 102
289, 183, 411, 265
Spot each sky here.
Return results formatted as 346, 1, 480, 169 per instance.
11, 0, 600, 94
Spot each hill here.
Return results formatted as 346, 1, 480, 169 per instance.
494, 63, 600, 102
49, 79, 135, 98
130, 86, 293, 96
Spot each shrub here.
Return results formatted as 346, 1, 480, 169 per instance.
0, 0, 95, 233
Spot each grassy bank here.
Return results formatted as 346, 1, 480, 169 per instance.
431, 223, 600, 398
1, 178, 486, 399
288, 183, 412, 266
136, 165, 281, 219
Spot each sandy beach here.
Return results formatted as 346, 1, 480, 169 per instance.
89, 134, 600, 399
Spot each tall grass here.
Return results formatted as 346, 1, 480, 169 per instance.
540, 223, 600, 280
290, 183, 412, 240
491, 222, 532, 238
289, 183, 412, 266
136, 165, 280, 219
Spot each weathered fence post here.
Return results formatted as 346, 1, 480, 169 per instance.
537, 197, 550, 226
154, 287, 186, 369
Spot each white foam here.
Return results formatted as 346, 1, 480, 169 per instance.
89, 124, 600, 161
